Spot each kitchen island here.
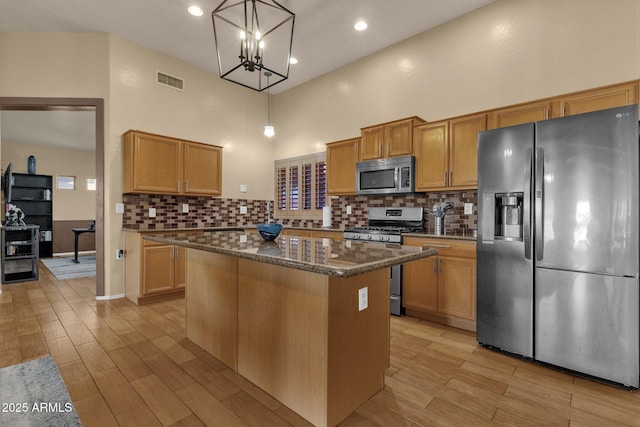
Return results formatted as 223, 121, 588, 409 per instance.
145, 229, 437, 427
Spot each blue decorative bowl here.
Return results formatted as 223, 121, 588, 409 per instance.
256, 223, 283, 241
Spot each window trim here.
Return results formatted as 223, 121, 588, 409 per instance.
274, 152, 327, 220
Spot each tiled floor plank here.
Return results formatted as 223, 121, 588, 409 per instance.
1, 262, 639, 426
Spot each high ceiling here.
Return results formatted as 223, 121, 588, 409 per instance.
0, 0, 494, 151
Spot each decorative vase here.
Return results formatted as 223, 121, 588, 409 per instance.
27, 155, 36, 175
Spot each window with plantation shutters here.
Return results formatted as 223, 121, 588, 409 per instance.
274, 153, 327, 219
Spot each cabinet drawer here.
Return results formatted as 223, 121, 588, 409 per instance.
404, 237, 476, 258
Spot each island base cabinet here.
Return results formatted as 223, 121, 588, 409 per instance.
185, 250, 237, 370
184, 248, 390, 427
238, 260, 389, 427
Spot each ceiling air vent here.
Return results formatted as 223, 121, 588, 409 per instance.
156, 71, 184, 91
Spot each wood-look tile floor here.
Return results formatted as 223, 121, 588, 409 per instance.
1, 264, 639, 426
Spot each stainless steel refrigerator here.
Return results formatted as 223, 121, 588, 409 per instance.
477, 104, 640, 388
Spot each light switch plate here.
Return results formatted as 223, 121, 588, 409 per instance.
149, 208, 156, 218
240, 206, 247, 214
464, 203, 473, 215
240, 184, 247, 193
182, 203, 189, 213
115, 203, 125, 214
347, 205, 352, 215
358, 287, 368, 311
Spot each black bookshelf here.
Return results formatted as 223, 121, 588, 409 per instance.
11, 173, 53, 257
2, 225, 39, 283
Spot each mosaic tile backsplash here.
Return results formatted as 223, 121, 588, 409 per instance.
122, 191, 477, 231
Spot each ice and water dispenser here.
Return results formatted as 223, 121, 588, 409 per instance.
481, 192, 524, 241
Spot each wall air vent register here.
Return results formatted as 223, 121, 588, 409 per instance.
156, 71, 184, 91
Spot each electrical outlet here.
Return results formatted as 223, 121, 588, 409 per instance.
347, 205, 352, 215
115, 203, 124, 214
464, 203, 473, 215
182, 203, 189, 213
240, 206, 247, 214
358, 287, 368, 311
116, 249, 125, 259
149, 208, 156, 218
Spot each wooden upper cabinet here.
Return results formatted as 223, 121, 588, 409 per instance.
326, 137, 359, 195
360, 116, 425, 161
124, 130, 222, 196
124, 131, 182, 194
415, 114, 485, 191
487, 101, 553, 130
449, 113, 485, 188
183, 142, 222, 196
415, 122, 449, 189
559, 81, 639, 117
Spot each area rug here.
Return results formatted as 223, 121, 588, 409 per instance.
41, 256, 96, 280
0, 356, 81, 426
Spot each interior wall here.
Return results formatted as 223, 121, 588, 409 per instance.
1, 141, 96, 220
272, 0, 640, 159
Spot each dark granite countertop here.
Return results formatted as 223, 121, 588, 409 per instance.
144, 230, 437, 278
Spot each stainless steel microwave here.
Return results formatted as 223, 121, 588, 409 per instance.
356, 155, 415, 195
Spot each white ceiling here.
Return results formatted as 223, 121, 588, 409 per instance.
0, 0, 494, 151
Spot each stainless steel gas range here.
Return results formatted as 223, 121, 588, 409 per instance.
343, 207, 425, 316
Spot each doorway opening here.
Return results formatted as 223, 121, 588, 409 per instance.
0, 97, 105, 296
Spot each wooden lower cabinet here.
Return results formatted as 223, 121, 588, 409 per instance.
403, 237, 476, 331
125, 232, 187, 305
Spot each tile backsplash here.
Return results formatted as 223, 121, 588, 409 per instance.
122, 191, 477, 231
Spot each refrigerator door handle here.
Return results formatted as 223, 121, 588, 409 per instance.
535, 148, 544, 261
524, 148, 532, 260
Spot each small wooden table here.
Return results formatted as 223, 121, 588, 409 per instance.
71, 228, 95, 263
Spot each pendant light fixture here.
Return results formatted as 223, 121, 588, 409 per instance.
264, 71, 275, 137
212, 0, 295, 92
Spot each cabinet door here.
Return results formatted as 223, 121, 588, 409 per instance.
128, 132, 182, 194
438, 256, 476, 321
449, 114, 485, 189
560, 81, 638, 117
184, 142, 222, 196
360, 126, 384, 160
414, 122, 448, 190
403, 257, 438, 312
326, 138, 359, 195
488, 101, 552, 129
385, 119, 414, 157
142, 245, 175, 295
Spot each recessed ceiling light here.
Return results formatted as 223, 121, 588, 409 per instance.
354, 21, 368, 31
188, 5, 204, 17
289, 57, 298, 65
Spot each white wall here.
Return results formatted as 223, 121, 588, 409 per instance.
273, 0, 640, 159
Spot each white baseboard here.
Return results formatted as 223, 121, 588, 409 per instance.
53, 250, 96, 257
96, 293, 125, 301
